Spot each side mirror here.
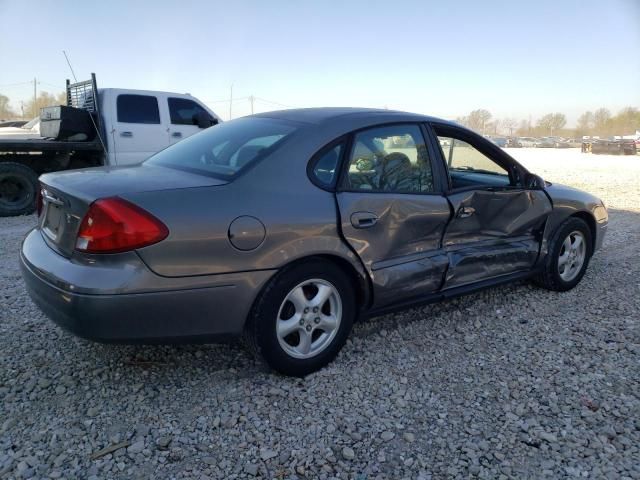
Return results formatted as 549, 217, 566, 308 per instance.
193, 112, 216, 129
525, 172, 545, 189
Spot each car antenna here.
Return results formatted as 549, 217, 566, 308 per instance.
62, 50, 107, 156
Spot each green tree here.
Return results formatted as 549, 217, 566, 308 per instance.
611, 107, 640, 135
537, 113, 566, 135
0, 93, 16, 119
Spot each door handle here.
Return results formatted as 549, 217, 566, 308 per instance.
351, 211, 378, 229
457, 206, 476, 218
171, 132, 182, 138
120, 131, 133, 137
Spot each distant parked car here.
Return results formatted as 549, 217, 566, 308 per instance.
565, 138, 582, 148
489, 136, 507, 147
553, 139, 571, 148
519, 137, 538, 147
506, 137, 522, 148
21, 108, 609, 375
537, 137, 556, 148
0, 120, 28, 128
0, 117, 40, 140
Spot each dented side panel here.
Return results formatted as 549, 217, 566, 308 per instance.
443, 189, 552, 288
336, 192, 451, 308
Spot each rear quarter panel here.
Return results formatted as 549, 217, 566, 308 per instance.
125, 129, 366, 280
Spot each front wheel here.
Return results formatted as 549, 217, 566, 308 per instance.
534, 217, 592, 291
244, 260, 356, 376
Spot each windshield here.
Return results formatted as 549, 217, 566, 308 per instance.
22, 118, 39, 129
146, 117, 298, 180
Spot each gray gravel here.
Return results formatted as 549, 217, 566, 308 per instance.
1, 149, 639, 479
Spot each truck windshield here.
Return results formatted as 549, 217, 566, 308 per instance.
146, 117, 298, 180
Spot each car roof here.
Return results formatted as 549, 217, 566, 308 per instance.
253, 107, 450, 126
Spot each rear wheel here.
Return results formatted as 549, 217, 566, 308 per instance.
244, 260, 356, 376
534, 217, 592, 291
0, 162, 38, 216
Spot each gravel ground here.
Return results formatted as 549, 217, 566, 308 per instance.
1, 149, 639, 479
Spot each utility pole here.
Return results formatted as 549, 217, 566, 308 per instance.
20, 101, 24, 119
249, 95, 255, 115
33, 77, 37, 117
229, 84, 233, 120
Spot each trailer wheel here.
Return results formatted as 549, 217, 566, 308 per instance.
0, 162, 39, 216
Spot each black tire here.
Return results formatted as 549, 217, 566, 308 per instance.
244, 260, 356, 376
0, 162, 39, 216
534, 217, 593, 292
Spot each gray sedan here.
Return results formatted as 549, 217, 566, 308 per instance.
21, 108, 608, 376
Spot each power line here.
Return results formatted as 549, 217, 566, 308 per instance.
254, 97, 293, 108
39, 81, 65, 90
202, 96, 249, 104
0, 81, 34, 88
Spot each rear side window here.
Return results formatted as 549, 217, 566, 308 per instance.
168, 97, 212, 125
344, 124, 434, 193
145, 117, 298, 180
310, 143, 343, 187
117, 95, 160, 124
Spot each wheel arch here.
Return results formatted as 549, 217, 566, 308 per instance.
570, 211, 597, 252
247, 253, 372, 327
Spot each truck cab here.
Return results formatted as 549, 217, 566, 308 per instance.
99, 88, 220, 165
0, 74, 221, 216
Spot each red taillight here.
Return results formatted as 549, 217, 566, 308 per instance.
36, 186, 43, 217
75, 197, 169, 253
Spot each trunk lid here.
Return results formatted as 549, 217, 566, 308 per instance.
38, 164, 226, 257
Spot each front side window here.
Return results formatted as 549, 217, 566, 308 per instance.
117, 95, 160, 124
344, 124, 434, 193
168, 97, 212, 125
145, 117, 297, 180
437, 135, 511, 188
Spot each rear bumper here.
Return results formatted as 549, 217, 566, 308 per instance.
20, 229, 275, 343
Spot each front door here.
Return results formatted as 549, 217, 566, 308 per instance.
336, 123, 451, 308
431, 124, 552, 289
166, 97, 215, 145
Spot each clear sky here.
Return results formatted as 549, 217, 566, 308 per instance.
1, 0, 638, 124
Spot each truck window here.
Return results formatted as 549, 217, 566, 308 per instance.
117, 94, 160, 124
168, 97, 212, 125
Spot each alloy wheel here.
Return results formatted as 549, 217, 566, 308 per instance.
276, 279, 342, 359
558, 230, 586, 282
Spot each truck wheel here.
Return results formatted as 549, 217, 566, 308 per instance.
0, 162, 39, 216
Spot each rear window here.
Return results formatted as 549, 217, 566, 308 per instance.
145, 117, 297, 180
117, 95, 160, 124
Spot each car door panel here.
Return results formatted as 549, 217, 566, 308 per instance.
429, 123, 554, 290
444, 235, 540, 287
441, 183, 552, 289
337, 192, 451, 307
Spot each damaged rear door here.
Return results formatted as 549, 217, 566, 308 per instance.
430, 123, 552, 289
336, 123, 450, 308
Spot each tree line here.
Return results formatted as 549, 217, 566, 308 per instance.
2, 90, 639, 139
0, 91, 66, 120
456, 106, 639, 138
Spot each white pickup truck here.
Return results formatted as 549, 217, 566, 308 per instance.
0, 74, 220, 216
